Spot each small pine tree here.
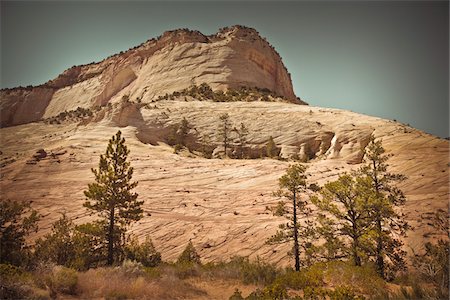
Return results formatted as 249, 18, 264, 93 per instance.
125, 235, 161, 267
237, 123, 249, 159
178, 117, 191, 147
84, 130, 143, 265
219, 113, 232, 157
200, 133, 214, 159
0, 200, 39, 266
266, 136, 278, 158
177, 240, 201, 264
267, 163, 308, 271
34, 213, 76, 267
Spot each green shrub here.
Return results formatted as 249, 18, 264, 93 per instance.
124, 235, 161, 267
274, 266, 323, 290
232, 256, 278, 285
49, 266, 78, 295
177, 241, 201, 265
327, 286, 363, 300
0, 264, 34, 299
229, 288, 245, 300
174, 143, 183, 154
262, 282, 288, 299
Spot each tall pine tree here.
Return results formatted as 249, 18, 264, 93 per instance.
267, 163, 308, 271
84, 130, 143, 265
360, 136, 409, 279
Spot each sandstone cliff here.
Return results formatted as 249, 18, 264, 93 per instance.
0, 25, 300, 127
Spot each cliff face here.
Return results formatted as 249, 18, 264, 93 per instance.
0, 25, 299, 127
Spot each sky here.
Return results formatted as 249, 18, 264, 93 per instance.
1, 0, 448, 137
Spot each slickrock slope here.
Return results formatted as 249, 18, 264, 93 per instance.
0, 25, 447, 267
0, 25, 300, 127
1, 100, 448, 266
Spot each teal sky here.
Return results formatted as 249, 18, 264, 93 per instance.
1, 1, 448, 137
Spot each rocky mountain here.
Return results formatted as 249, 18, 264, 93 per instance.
0, 25, 302, 128
0, 26, 448, 266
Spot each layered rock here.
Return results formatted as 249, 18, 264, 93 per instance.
1, 25, 300, 127
0, 101, 448, 265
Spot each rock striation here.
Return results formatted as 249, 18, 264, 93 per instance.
1, 25, 300, 127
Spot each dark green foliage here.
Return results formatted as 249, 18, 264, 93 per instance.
0, 263, 34, 299
0, 200, 39, 266
125, 235, 162, 267
311, 174, 373, 266
177, 241, 201, 265
229, 288, 245, 300
202, 256, 279, 286
413, 210, 449, 299
219, 113, 233, 157
34, 213, 76, 267
84, 130, 143, 265
267, 164, 309, 271
266, 136, 279, 158
235, 123, 249, 159
71, 221, 112, 269
167, 118, 192, 150
271, 200, 287, 217
359, 136, 409, 279
157, 82, 288, 103
44, 106, 93, 124
200, 134, 214, 159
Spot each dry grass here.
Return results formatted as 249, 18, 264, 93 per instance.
76, 266, 206, 299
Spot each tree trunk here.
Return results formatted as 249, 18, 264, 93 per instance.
352, 238, 361, 266
372, 160, 385, 278
375, 217, 384, 279
107, 206, 115, 265
293, 190, 300, 271
352, 220, 361, 266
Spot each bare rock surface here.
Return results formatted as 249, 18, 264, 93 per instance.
0, 101, 447, 266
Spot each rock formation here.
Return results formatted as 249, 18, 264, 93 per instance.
0, 26, 448, 266
1, 25, 300, 127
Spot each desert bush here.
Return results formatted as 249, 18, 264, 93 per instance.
173, 143, 183, 154
124, 235, 161, 267
47, 266, 78, 295
229, 288, 245, 300
265, 136, 280, 158
321, 261, 386, 297
34, 213, 77, 267
177, 241, 201, 265
0, 264, 35, 299
262, 282, 288, 299
0, 199, 39, 267
116, 259, 145, 277
77, 266, 204, 299
273, 266, 323, 290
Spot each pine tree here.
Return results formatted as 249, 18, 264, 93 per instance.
311, 174, 373, 266
360, 136, 409, 279
266, 136, 278, 158
267, 163, 308, 271
35, 213, 76, 267
219, 113, 232, 157
236, 123, 249, 159
0, 200, 39, 266
178, 117, 191, 147
177, 240, 201, 264
84, 130, 143, 265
